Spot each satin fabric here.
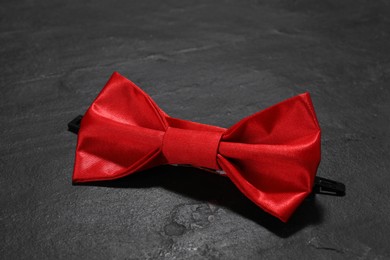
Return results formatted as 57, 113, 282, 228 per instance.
73, 72, 321, 222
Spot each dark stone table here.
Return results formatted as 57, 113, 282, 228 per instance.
1, 0, 389, 258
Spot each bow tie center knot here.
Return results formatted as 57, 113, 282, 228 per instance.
162, 127, 223, 170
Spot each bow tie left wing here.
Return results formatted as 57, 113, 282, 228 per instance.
73, 72, 225, 183
73, 72, 169, 182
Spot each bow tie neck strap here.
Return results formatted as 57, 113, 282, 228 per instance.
162, 127, 223, 170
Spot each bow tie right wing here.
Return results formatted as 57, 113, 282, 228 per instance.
218, 93, 321, 222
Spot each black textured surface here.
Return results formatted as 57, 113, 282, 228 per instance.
1, 0, 389, 259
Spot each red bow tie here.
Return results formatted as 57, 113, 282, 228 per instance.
69, 72, 343, 222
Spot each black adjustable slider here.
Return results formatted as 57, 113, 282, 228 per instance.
67, 115, 346, 196
313, 177, 345, 196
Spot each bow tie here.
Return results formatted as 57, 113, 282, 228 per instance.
68, 72, 344, 222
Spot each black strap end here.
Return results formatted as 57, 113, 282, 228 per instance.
68, 115, 83, 134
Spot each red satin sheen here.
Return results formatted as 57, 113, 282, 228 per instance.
73, 72, 321, 222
